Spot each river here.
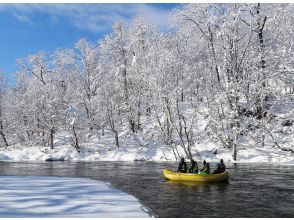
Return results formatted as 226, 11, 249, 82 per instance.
0, 161, 293, 217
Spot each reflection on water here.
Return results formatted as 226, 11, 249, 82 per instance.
0, 161, 294, 217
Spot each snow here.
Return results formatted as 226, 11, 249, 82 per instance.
0, 176, 152, 218
70, 118, 76, 126
65, 105, 79, 126
132, 54, 136, 66
0, 129, 293, 164
0, 104, 293, 164
0, 153, 10, 160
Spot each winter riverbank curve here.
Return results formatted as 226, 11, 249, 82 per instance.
0, 176, 153, 218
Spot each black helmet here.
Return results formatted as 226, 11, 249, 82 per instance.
220, 159, 224, 163
203, 160, 206, 164
180, 158, 185, 162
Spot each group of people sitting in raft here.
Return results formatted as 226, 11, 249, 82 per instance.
177, 158, 226, 174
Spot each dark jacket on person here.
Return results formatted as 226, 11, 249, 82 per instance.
188, 159, 198, 173
177, 158, 188, 173
213, 161, 226, 174
200, 161, 210, 174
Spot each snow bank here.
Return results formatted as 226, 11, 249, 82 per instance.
194, 140, 294, 164
0, 153, 10, 160
0, 137, 293, 164
0, 176, 153, 218
0, 117, 293, 164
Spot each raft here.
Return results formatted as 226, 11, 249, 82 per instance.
163, 169, 229, 182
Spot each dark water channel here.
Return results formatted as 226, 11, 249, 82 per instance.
0, 161, 294, 217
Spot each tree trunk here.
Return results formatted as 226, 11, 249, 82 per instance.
108, 108, 120, 148
50, 128, 54, 150
249, 4, 268, 121
0, 131, 9, 147
232, 131, 239, 161
0, 108, 9, 147
146, 106, 151, 115
137, 100, 141, 131
115, 133, 120, 148
257, 3, 267, 75
72, 125, 80, 152
232, 142, 237, 161
122, 58, 136, 133
208, 27, 221, 84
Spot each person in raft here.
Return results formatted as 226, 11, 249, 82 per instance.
188, 158, 198, 173
177, 158, 188, 173
200, 160, 210, 174
213, 159, 226, 174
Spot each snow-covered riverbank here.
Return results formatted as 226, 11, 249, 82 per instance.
0, 130, 293, 164
0, 176, 152, 217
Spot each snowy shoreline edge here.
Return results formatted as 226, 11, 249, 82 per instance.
0, 175, 154, 218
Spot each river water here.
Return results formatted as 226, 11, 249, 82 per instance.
0, 161, 293, 217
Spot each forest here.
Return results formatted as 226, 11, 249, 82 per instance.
0, 3, 293, 161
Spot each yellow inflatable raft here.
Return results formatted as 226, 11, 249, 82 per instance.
163, 169, 229, 182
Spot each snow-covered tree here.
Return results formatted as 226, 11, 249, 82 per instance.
1, 3, 293, 161
0, 72, 9, 147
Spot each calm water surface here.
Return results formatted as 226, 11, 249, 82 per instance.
0, 161, 293, 217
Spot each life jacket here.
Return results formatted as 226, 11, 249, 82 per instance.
206, 163, 210, 173
178, 161, 187, 172
201, 163, 210, 174
189, 162, 198, 173
219, 163, 226, 173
